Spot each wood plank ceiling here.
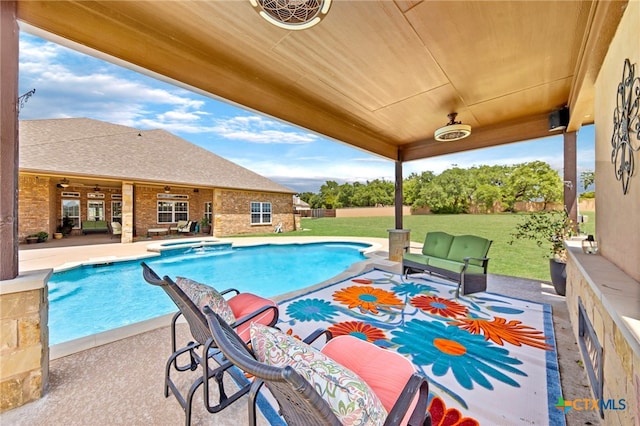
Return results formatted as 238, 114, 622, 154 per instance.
16, 0, 628, 162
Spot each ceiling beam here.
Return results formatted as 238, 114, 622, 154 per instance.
566, 0, 628, 131
401, 112, 562, 162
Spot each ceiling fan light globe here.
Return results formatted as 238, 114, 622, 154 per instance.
434, 123, 472, 142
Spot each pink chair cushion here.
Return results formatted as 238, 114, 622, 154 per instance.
321, 335, 419, 423
227, 292, 277, 342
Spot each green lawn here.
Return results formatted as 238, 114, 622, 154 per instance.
249, 212, 596, 282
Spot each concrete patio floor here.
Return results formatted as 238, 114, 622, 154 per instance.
2, 235, 599, 425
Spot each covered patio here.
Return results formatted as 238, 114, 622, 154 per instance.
3, 237, 598, 425
1, 0, 638, 424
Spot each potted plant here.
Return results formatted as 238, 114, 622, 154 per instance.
509, 210, 574, 296
36, 231, 49, 242
26, 234, 39, 244
200, 217, 211, 235
60, 216, 74, 236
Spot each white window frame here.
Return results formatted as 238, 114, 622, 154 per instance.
62, 199, 81, 229
157, 201, 189, 223
250, 201, 272, 225
111, 201, 122, 223
204, 202, 212, 223
87, 200, 105, 221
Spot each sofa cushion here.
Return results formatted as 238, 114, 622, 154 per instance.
427, 257, 466, 273
428, 257, 486, 275
250, 323, 388, 425
402, 252, 431, 266
447, 235, 491, 266
422, 232, 454, 258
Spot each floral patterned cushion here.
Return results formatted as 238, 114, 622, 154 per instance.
250, 323, 388, 425
175, 277, 236, 324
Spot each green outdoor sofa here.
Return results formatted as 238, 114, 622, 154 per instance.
403, 231, 492, 297
81, 220, 109, 234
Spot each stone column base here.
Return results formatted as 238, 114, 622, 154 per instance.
0, 269, 52, 412
387, 229, 410, 262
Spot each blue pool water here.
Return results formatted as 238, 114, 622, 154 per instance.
48, 242, 370, 345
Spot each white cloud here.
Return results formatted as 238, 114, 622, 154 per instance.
227, 156, 395, 183
211, 116, 318, 144
18, 34, 209, 131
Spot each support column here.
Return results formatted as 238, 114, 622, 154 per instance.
0, 0, 19, 280
388, 159, 409, 262
394, 160, 403, 230
121, 182, 134, 243
0, 10, 50, 405
564, 131, 578, 230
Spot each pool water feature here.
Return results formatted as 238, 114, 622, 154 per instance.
48, 241, 371, 345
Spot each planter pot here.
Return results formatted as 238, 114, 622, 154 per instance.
549, 258, 567, 296
26, 237, 38, 244
201, 226, 211, 235
54, 232, 63, 239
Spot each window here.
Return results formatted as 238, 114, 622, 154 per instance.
157, 201, 188, 223
88, 200, 105, 221
62, 199, 80, 229
204, 202, 212, 223
112, 201, 122, 223
251, 202, 271, 224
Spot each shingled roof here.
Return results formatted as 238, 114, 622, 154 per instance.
19, 118, 295, 194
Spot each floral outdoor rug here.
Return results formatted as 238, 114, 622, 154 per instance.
255, 268, 565, 426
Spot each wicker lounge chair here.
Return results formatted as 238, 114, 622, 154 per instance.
140, 262, 279, 426
204, 309, 432, 426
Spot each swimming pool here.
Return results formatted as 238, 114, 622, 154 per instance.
48, 241, 371, 345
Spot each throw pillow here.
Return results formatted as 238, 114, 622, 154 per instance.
250, 323, 387, 425
175, 277, 236, 324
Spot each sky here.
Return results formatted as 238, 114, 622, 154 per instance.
17, 31, 596, 194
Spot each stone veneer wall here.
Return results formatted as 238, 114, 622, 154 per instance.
566, 256, 639, 424
213, 189, 293, 237
0, 271, 51, 412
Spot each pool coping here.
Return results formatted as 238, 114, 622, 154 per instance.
49, 237, 388, 359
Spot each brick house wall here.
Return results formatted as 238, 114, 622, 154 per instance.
17, 175, 51, 242
18, 176, 294, 240
134, 185, 214, 236
213, 189, 293, 236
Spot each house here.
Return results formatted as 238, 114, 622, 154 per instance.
293, 195, 311, 216
18, 118, 297, 242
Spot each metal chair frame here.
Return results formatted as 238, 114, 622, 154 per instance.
141, 262, 279, 425
205, 308, 432, 426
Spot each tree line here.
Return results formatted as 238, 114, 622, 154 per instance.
298, 161, 594, 213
